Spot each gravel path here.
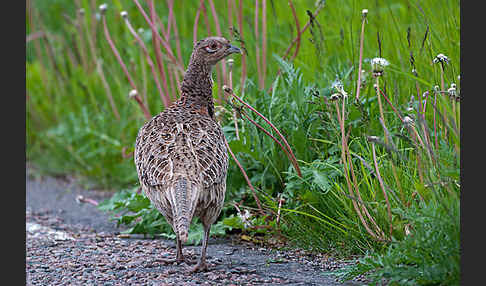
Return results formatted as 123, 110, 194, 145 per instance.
26, 168, 364, 285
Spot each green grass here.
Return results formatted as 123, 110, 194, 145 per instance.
27, 0, 460, 284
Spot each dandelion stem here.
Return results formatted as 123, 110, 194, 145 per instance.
355, 10, 367, 101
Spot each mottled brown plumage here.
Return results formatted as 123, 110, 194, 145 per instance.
134, 37, 240, 272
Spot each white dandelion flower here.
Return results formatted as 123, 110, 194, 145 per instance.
448, 83, 457, 97
371, 57, 389, 74
433, 53, 449, 64
99, 3, 108, 14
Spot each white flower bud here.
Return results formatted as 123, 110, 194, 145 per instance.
120, 11, 128, 19
403, 116, 414, 126
129, 89, 138, 98
99, 4, 108, 14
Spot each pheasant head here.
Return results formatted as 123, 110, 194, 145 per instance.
191, 36, 241, 66
180, 37, 241, 117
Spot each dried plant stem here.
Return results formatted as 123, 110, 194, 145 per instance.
340, 99, 385, 239
133, 0, 184, 74
254, 0, 263, 89
268, 3, 323, 93
240, 110, 287, 157
333, 101, 382, 241
224, 87, 302, 178
372, 143, 393, 238
149, 0, 171, 105
355, 12, 367, 101
166, 0, 184, 68
102, 14, 151, 120
283, 3, 324, 61
261, 0, 267, 87
237, 0, 247, 93
433, 90, 438, 149
207, 0, 227, 100
123, 15, 170, 108
379, 117, 404, 203
224, 137, 265, 216
287, 0, 301, 62
375, 77, 386, 132
95, 60, 120, 121
193, 0, 205, 45
376, 79, 404, 123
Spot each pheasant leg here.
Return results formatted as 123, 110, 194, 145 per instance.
190, 224, 211, 272
160, 235, 196, 264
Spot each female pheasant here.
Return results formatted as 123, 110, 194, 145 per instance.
134, 37, 240, 272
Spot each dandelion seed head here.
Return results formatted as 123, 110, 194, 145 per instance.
362, 9, 368, 16
120, 11, 128, 19
371, 57, 389, 76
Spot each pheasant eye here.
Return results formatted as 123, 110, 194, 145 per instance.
205, 43, 219, 53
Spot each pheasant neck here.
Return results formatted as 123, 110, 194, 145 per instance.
179, 60, 215, 118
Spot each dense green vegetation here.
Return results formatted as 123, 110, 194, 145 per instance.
27, 0, 460, 284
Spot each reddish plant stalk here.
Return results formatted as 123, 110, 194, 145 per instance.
165, 0, 184, 68
224, 137, 265, 216
207, 0, 227, 101
268, 3, 323, 93
254, 0, 264, 89
433, 91, 438, 149
237, 0, 247, 93
227, 0, 233, 29
334, 101, 381, 241
223, 86, 302, 178
149, 0, 171, 105
102, 14, 151, 120
355, 12, 367, 101
123, 15, 170, 108
288, 0, 301, 62
133, 0, 183, 73
282, 4, 324, 61
241, 110, 288, 159
193, 0, 205, 45
261, 0, 267, 88
371, 143, 393, 238
376, 82, 404, 123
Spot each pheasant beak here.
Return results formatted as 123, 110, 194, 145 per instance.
226, 44, 241, 54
